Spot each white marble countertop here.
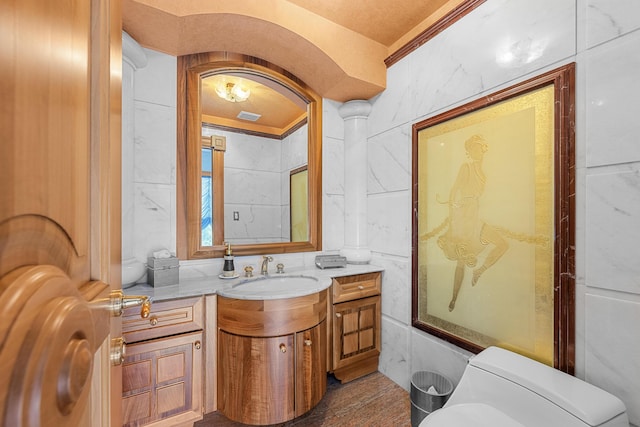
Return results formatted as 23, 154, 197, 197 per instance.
124, 264, 384, 302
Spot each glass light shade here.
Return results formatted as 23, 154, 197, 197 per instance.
215, 82, 250, 102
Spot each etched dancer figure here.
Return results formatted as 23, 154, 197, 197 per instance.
435, 135, 508, 311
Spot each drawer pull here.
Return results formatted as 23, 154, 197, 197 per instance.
194, 340, 201, 350
358, 285, 364, 290
304, 339, 312, 347
335, 313, 342, 318
279, 343, 287, 353
149, 316, 158, 326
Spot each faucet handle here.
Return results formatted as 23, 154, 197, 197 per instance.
276, 263, 284, 274
244, 265, 254, 277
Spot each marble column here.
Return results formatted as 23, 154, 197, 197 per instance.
121, 32, 147, 285
339, 100, 372, 264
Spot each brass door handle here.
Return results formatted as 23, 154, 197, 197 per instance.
304, 339, 312, 346
110, 290, 151, 318
335, 313, 342, 318
149, 316, 158, 326
194, 340, 201, 350
279, 343, 287, 353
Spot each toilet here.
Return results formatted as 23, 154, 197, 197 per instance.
420, 346, 629, 427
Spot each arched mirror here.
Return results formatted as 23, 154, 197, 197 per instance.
177, 53, 322, 259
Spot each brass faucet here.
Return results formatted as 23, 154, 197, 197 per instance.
261, 256, 273, 275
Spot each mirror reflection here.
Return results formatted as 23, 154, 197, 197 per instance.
178, 53, 322, 259
199, 72, 309, 246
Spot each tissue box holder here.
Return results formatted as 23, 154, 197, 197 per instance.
147, 257, 179, 287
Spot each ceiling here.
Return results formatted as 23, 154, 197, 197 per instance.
284, 0, 458, 47
201, 73, 307, 138
122, 0, 468, 134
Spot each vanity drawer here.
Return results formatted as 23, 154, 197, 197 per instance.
123, 296, 204, 343
332, 272, 381, 304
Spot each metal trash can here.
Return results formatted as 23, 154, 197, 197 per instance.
410, 371, 453, 427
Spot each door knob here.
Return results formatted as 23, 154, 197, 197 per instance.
110, 337, 126, 366
110, 290, 151, 318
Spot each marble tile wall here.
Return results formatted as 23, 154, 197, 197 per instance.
581, 2, 640, 424
126, 48, 177, 267
368, 0, 640, 424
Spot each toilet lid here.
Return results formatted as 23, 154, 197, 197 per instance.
420, 403, 526, 427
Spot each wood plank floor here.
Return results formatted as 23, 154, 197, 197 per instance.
196, 372, 412, 427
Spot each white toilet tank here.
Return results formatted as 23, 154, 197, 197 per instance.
421, 346, 629, 427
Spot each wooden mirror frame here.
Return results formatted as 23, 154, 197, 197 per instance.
177, 52, 322, 259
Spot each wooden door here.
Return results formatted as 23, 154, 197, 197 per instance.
0, 0, 122, 426
295, 320, 327, 417
217, 330, 295, 425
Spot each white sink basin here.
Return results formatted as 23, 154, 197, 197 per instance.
219, 274, 331, 299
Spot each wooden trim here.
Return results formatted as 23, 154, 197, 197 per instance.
281, 117, 308, 140
202, 117, 308, 141
384, 0, 486, 68
176, 55, 189, 259
204, 296, 217, 414
202, 122, 282, 140
212, 150, 225, 247
553, 63, 576, 374
185, 66, 204, 259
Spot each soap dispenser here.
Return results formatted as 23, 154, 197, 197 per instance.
223, 242, 235, 277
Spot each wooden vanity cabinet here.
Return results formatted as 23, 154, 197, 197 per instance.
217, 291, 327, 425
295, 320, 327, 416
121, 296, 204, 427
330, 272, 382, 383
217, 330, 295, 424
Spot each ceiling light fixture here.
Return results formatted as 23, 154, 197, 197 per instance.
215, 82, 250, 103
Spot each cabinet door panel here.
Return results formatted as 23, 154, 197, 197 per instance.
332, 296, 381, 370
218, 331, 295, 425
122, 331, 202, 427
295, 320, 327, 417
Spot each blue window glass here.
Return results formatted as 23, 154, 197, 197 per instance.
202, 148, 212, 172
201, 147, 213, 246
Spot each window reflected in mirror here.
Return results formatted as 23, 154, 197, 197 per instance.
290, 166, 308, 242
201, 146, 213, 246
